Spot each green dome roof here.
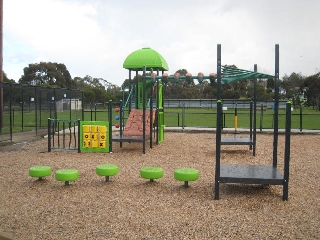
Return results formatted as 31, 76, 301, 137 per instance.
123, 47, 169, 71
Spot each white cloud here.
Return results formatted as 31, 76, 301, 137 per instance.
3, 0, 320, 86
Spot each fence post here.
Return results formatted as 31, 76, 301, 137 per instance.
78, 119, 81, 153
300, 105, 302, 131
182, 102, 185, 129
260, 104, 264, 132
48, 118, 51, 152
90, 105, 93, 121
108, 100, 113, 152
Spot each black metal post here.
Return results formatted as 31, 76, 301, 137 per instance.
77, 119, 81, 153
299, 105, 302, 131
90, 105, 93, 121
235, 103, 238, 134
48, 118, 51, 152
215, 100, 222, 200
54, 88, 57, 120
108, 100, 113, 152
35, 86, 38, 135
273, 44, 280, 168
69, 91, 72, 120
119, 100, 123, 148
21, 90, 24, 132
216, 44, 222, 100
95, 104, 97, 121
182, 103, 185, 129
39, 91, 42, 128
249, 101, 253, 144
283, 101, 291, 200
81, 91, 84, 121
260, 104, 263, 132
142, 66, 146, 154
9, 83, 12, 141
214, 43, 222, 200
253, 64, 257, 156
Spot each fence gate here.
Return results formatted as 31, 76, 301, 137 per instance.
47, 119, 80, 152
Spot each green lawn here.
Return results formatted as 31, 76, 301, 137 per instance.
163, 107, 320, 130
1, 107, 319, 135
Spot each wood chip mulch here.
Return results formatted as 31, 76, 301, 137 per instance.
0, 132, 319, 239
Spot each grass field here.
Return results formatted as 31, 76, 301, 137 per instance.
1, 107, 319, 135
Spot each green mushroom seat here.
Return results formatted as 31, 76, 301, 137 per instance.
55, 169, 79, 186
140, 166, 164, 182
96, 164, 119, 182
174, 168, 199, 188
29, 166, 52, 181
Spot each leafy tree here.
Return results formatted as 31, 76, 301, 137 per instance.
267, 78, 274, 89
303, 72, 320, 110
19, 62, 73, 88
3, 72, 15, 83
73, 75, 119, 105
1, 72, 21, 105
163, 69, 191, 99
280, 72, 305, 99
247, 84, 273, 101
203, 83, 216, 99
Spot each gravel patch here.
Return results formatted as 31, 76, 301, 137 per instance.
0, 132, 319, 239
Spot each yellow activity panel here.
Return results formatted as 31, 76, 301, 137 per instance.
80, 121, 110, 152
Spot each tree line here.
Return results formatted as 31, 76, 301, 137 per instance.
3, 61, 320, 110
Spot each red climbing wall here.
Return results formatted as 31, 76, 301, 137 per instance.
123, 110, 155, 136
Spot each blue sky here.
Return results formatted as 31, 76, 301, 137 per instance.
3, 0, 320, 86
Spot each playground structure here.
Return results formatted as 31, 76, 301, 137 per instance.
214, 44, 291, 201
110, 47, 217, 154
110, 47, 167, 154
45, 45, 292, 201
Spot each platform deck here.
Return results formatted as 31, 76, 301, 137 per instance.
219, 164, 284, 185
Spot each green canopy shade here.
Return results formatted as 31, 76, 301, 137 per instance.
123, 47, 169, 71
221, 66, 274, 84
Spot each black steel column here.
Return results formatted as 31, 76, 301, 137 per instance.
119, 100, 123, 148
9, 83, 12, 141
215, 44, 222, 200
217, 44, 222, 100
21, 90, 24, 131
299, 106, 302, 131
77, 119, 81, 153
215, 100, 222, 200
129, 70, 132, 113
273, 44, 280, 167
81, 91, 84, 121
142, 66, 146, 154
108, 100, 113, 152
48, 118, 51, 152
253, 64, 257, 156
283, 101, 291, 200
35, 86, 38, 135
